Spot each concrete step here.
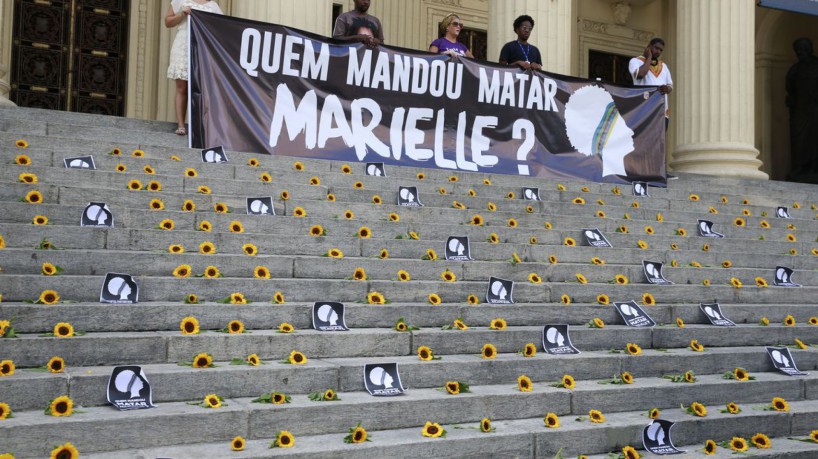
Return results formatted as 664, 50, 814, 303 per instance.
7, 394, 818, 458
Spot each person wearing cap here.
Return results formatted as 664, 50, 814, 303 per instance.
429, 14, 474, 58
333, 0, 384, 48
499, 15, 542, 71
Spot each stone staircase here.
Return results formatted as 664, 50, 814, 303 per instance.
1, 105, 818, 458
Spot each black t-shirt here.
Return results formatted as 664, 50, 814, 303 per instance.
499, 40, 542, 66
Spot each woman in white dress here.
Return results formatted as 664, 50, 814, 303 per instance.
165, 0, 223, 135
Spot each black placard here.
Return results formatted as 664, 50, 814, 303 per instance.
311, 302, 349, 331
643, 419, 685, 455
632, 181, 649, 197
766, 347, 807, 376
64, 155, 96, 170
613, 300, 656, 327
366, 162, 386, 176
696, 219, 724, 238
107, 366, 154, 410
774, 266, 800, 287
542, 324, 580, 355
643, 261, 673, 285
486, 277, 514, 304
364, 363, 406, 396
445, 236, 472, 261
201, 145, 228, 163
246, 197, 275, 216
398, 186, 423, 207
81, 202, 114, 227
583, 228, 612, 248
522, 187, 541, 201
699, 303, 735, 326
100, 273, 139, 304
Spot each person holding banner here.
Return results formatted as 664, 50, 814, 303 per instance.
333, 0, 384, 48
165, 0, 223, 136
429, 14, 474, 58
629, 38, 673, 128
499, 15, 542, 71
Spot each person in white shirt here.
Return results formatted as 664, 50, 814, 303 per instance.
629, 38, 673, 129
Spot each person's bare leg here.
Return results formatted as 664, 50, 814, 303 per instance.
174, 79, 188, 134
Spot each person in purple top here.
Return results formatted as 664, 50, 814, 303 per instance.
429, 14, 474, 58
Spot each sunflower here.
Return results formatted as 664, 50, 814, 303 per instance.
292, 206, 306, 218
438, 187, 448, 195
428, 293, 442, 305
227, 292, 246, 304
688, 194, 699, 201
173, 264, 192, 278
191, 352, 213, 368
41, 262, 58, 276
708, 206, 718, 214
471, 214, 484, 226
156, 219, 174, 230
18, 172, 38, 184
596, 294, 609, 305
229, 220, 245, 233
467, 294, 479, 305
488, 233, 499, 244
53, 322, 74, 338
682, 370, 696, 382
489, 318, 507, 330
49, 442, 80, 459
547, 255, 558, 265
257, 171, 273, 183
39, 290, 60, 305
541, 412, 560, 428
15, 154, 31, 165
563, 237, 576, 246
615, 447, 639, 459
482, 343, 497, 359
772, 397, 789, 411
649, 408, 660, 419
230, 436, 246, 451
279, 322, 294, 333
252, 265, 271, 279
811, 430, 818, 442
626, 343, 642, 355
203, 266, 221, 278
327, 248, 343, 258
589, 409, 605, 423
286, 350, 307, 365
272, 392, 288, 404
422, 421, 445, 438
749, 433, 770, 449
213, 203, 228, 214
280, 190, 290, 201
572, 197, 585, 205
387, 212, 402, 222
395, 269, 411, 282
199, 241, 216, 254
621, 372, 634, 384
591, 257, 605, 266
180, 316, 200, 335
178, 200, 195, 212
756, 277, 768, 287
417, 346, 435, 361
0, 360, 14, 376
760, 317, 770, 326
784, 315, 796, 326
46, 355, 65, 373
730, 277, 742, 288
115, 163, 127, 172
726, 402, 740, 414
242, 243, 258, 256
760, 220, 770, 228
691, 402, 707, 417
592, 318, 605, 328
641, 293, 655, 306
730, 437, 748, 452
197, 185, 212, 195
226, 320, 245, 334
202, 393, 222, 408
689, 339, 704, 352
595, 210, 606, 218
560, 294, 571, 305
185, 294, 198, 304
275, 431, 295, 448
352, 267, 367, 281
24, 190, 43, 204
528, 273, 542, 284
445, 381, 461, 395
325, 193, 336, 202
49, 395, 74, 416
637, 240, 648, 250
787, 233, 797, 242
367, 291, 385, 304
701, 279, 710, 286
810, 317, 818, 325
309, 176, 321, 185
0, 401, 10, 420
424, 249, 438, 261
307, 224, 324, 237
529, 236, 538, 244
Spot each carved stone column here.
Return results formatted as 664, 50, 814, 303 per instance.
230, 1, 333, 36
670, 0, 767, 178
487, 0, 573, 74
0, 0, 16, 106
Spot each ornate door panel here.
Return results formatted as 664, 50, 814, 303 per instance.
10, 0, 129, 116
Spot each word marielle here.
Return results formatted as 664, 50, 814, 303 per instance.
238, 28, 560, 112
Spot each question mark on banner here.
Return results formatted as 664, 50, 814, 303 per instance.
513, 119, 536, 175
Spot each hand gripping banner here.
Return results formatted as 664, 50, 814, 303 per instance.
189, 11, 666, 184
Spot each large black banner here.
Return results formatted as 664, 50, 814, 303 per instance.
190, 12, 666, 184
